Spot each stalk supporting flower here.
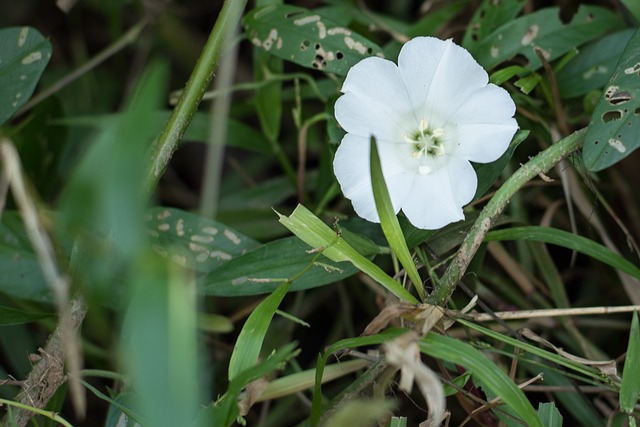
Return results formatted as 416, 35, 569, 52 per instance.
333, 37, 518, 230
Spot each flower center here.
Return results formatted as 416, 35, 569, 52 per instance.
402, 119, 446, 175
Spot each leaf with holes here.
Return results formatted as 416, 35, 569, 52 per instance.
469, 5, 621, 71
0, 27, 52, 124
243, 5, 383, 75
556, 29, 635, 99
583, 28, 640, 171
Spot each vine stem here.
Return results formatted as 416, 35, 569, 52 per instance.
428, 128, 586, 306
143, 0, 249, 196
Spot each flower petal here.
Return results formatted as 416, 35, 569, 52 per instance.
398, 37, 489, 125
448, 84, 518, 163
400, 156, 477, 229
333, 134, 414, 222
336, 56, 415, 140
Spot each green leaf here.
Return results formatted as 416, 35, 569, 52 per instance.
420, 333, 543, 427
0, 27, 52, 124
470, 5, 621, 71
485, 226, 640, 280
456, 319, 606, 381
198, 235, 358, 296
621, 0, 640, 22
277, 204, 419, 303
582, 27, 640, 171
121, 252, 200, 427
537, 402, 563, 427
462, 0, 526, 50
243, 5, 383, 75
620, 312, 640, 414
228, 280, 291, 380
145, 207, 260, 273
556, 29, 635, 99
0, 211, 50, 302
370, 137, 423, 300
0, 305, 52, 325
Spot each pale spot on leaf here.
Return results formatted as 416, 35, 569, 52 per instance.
608, 138, 626, 153
22, 51, 42, 64
624, 63, 640, 74
521, 25, 539, 45
157, 210, 171, 220
18, 27, 28, 47
191, 234, 214, 244
293, 15, 320, 26
202, 226, 218, 236
232, 277, 247, 286
224, 229, 241, 244
344, 36, 368, 55
210, 250, 232, 260
176, 218, 185, 236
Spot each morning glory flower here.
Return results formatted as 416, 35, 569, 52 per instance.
333, 37, 518, 230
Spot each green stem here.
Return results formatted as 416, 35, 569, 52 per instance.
0, 398, 74, 427
428, 128, 586, 306
143, 0, 248, 196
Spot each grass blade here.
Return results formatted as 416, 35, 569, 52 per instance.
620, 311, 640, 415
277, 204, 418, 303
370, 136, 424, 300
228, 280, 291, 380
420, 333, 543, 427
486, 226, 640, 279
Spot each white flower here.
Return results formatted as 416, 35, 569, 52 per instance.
333, 37, 518, 230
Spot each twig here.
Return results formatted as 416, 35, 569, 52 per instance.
461, 305, 640, 322
535, 47, 569, 137
0, 139, 85, 424
1, 299, 87, 427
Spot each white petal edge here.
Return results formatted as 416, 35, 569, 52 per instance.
400, 156, 477, 230
335, 92, 413, 142
341, 56, 414, 117
447, 84, 518, 163
398, 37, 489, 125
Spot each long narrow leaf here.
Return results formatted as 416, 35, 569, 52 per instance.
420, 333, 543, 427
486, 226, 640, 279
620, 312, 640, 414
228, 280, 291, 380
370, 136, 424, 300
277, 204, 418, 303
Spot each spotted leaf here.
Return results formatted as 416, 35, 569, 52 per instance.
583, 28, 640, 171
469, 5, 621, 71
243, 5, 383, 75
0, 26, 52, 124
146, 207, 261, 272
